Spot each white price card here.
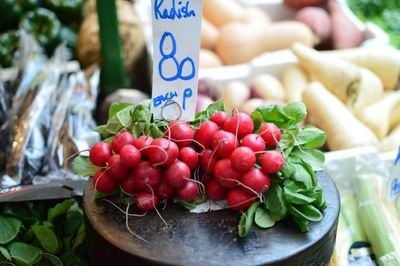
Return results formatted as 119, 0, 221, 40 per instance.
150, 0, 203, 121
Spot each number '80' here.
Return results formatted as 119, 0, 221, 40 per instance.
158, 32, 195, 81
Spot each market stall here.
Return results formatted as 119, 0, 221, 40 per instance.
0, 0, 399, 265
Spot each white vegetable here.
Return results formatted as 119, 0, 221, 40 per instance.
380, 125, 400, 152
303, 82, 379, 150
282, 64, 309, 103
251, 74, 286, 101
239, 98, 266, 115
356, 91, 400, 140
220, 81, 250, 112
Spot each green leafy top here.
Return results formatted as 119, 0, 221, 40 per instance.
238, 102, 327, 237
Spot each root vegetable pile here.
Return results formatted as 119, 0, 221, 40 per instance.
73, 100, 328, 238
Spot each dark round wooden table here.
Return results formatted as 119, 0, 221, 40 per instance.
84, 172, 340, 266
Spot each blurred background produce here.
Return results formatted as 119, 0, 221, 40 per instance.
348, 0, 400, 48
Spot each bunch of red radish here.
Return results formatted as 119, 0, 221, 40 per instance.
88, 111, 284, 213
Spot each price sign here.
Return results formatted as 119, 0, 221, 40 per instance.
151, 0, 203, 121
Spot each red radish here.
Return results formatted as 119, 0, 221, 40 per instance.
136, 192, 158, 211
89, 142, 112, 166
107, 154, 129, 181
176, 180, 199, 202
211, 111, 229, 127
148, 138, 179, 167
241, 134, 266, 153
227, 188, 256, 211
111, 131, 135, 153
132, 161, 162, 190
179, 147, 199, 171
201, 172, 213, 184
133, 135, 153, 157
165, 121, 194, 148
212, 130, 238, 158
199, 149, 218, 173
120, 178, 141, 195
241, 168, 270, 194
93, 170, 117, 192
155, 181, 175, 200
230, 147, 256, 173
261, 150, 285, 174
206, 179, 228, 201
165, 161, 190, 188
213, 158, 241, 188
194, 121, 219, 148
120, 144, 141, 168
223, 112, 254, 138
259, 123, 281, 147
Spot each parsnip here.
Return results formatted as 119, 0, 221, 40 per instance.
242, 7, 271, 25
282, 64, 309, 103
356, 91, 400, 140
390, 104, 400, 130
217, 22, 314, 65
251, 74, 286, 101
303, 82, 379, 150
292, 43, 361, 102
201, 18, 220, 50
380, 125, 400, 152
323, 46, 400, 90
351, 68, 383, 112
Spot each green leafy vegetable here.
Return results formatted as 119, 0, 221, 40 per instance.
192, 102, 225, 127
108, 102, 133, 119
0, 246, 11, 261
238, 202, 260, 238
264, 184, 287, 221
32, 224, 60, 254
254, 207, 275, 229
48, 199, 76, 221
71, 156, 101, 177
64, 203, 83, 236
251, 102, 307, 129
288, 204, 323, 222
0, 216, 22, 244
8, 242, 42, 266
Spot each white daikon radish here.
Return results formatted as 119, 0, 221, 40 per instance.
303, 82, 379, 150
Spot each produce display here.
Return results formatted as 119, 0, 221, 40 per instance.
0, 199, 89, 265
198, 0, 365, 67
73, 101, 328, 238
201, 43, 400, 152
0, 0, 399, 265
327, 150, 400, 265
0, 0, 82, 67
